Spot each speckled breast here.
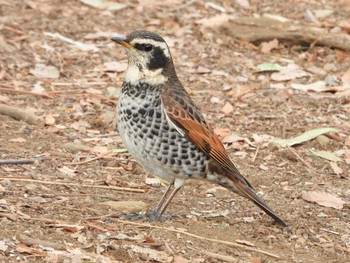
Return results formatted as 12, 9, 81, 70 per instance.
117, 82, 209, 182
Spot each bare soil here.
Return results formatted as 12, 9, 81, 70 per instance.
0, 0, 349, 262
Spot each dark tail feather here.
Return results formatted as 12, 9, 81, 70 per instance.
236, 181, 287, 226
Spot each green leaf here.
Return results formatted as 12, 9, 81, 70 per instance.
255, 63, 283, 73
272, 127, 339, 147
309, 150, 343, 162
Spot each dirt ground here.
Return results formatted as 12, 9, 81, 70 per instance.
0, 0, 349, 262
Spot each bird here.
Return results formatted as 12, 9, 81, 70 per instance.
112, 30, 287, 226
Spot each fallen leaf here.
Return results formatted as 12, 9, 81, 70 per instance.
345, 136, 350, 147
9, 137, 26, 143
235, 0, 250, 9
309, 150, 343, 162
57, 166, 77, 176
174, 255, 189, 263
79, 0, 127, 10
96, 61, 128, 72
221, 102, 234, 114
129, 245, 169, 262
260, 39, 279, 53
222, 133, 245, 143
302, 191, 345, 209
329, 162, 343, 175
251, 257, 262, 263
30, 64, 60, 79
100, 200, 147, 212
255, 63, 283, 72
45, 114, 55, 126
272, 127, 338, 147
214, 128, 232, 138
196, 14, 234, 28
16, 243, 45, 256
271, 64, 309, 82
145, 177, 162, 186
0, 241, 8, 252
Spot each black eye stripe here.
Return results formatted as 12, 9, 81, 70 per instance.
134, 43, 153, 52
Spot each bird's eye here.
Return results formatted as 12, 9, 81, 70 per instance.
143, 44, 153, 52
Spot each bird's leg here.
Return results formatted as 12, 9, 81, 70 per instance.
146, 178, 184, 221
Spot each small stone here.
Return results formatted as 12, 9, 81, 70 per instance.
62, 143, 90, 153
323, 63, 337, 72
100, 200, 147, 212
316, 135, 330, 145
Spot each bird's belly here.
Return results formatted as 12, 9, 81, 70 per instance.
117, 92, 209, 182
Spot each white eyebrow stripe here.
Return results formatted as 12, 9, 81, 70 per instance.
130, 38, 170, 58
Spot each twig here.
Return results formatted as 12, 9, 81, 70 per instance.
252, 145, 259, 163
66, 152, 112, 165
201, 250, 237, 262
0, 177, 145, 193
0, 103, 44, 126
0, 86, 53, 98
287, 146, 313, 169
115, 220, 280, 259
16, 234, 66, 250
0, 157, 45, 165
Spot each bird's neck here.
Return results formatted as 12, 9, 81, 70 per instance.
124, 64, 168, 86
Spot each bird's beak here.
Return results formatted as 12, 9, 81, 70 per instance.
111, 36, 133, 49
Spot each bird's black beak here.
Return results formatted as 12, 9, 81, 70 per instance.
111, 36, 133, 49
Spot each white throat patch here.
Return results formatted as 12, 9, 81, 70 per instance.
124, 63, 168, 85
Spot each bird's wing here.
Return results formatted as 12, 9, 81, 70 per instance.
161, 87, 246, 184
161, 87, 288, 226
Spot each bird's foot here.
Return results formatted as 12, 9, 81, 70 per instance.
123, 210, 177, 222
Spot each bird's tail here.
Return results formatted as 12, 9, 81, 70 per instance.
233, 180, 287, 226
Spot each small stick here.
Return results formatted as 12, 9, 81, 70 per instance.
115, 220, 280, 259
201, 250, 237, 262
0, 177, 145, 193
16, 234, 66, 250
0, 157, 44, 165
324, 133, 342, 142
66, 152, 112, 165
252, 145, 259, 163
0, 86, 53, 98
287, 146, 312, 169
0, 103, 44, 126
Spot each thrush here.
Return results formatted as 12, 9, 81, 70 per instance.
112, 30, 287, 226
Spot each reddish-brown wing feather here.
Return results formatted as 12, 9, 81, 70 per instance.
161, 87, 248, 185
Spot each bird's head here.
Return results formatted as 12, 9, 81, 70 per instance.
112, 30, 176, 85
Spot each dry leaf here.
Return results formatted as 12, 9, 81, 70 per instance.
9, 137, 26, 143
30, 64, 60, 79
221, 102, 233, 114
302, 191, 345, 209
222, 133, 244, 143
196, 14, 234, 28
271, 64, 309, 82
45, 114, 56, 126
174, 255, 189, 263
329, 162, 343, 175
214, 128, 232, 138
251, 257, 262, 263
345, 136, 350, 147
261, 38, 279, 53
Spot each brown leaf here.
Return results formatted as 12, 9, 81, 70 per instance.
329, 162, 343, 175
213, 128, 232, 138
45, 114, 56, 126
174, 255, 189, 263
251, 257, 262, 263
221, 102, 234, 114
16, 243, 45, 256
9, 137, 26, 143
302, 191, 345, 209
260, 38, 279, 53
196, 14, 233, 28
